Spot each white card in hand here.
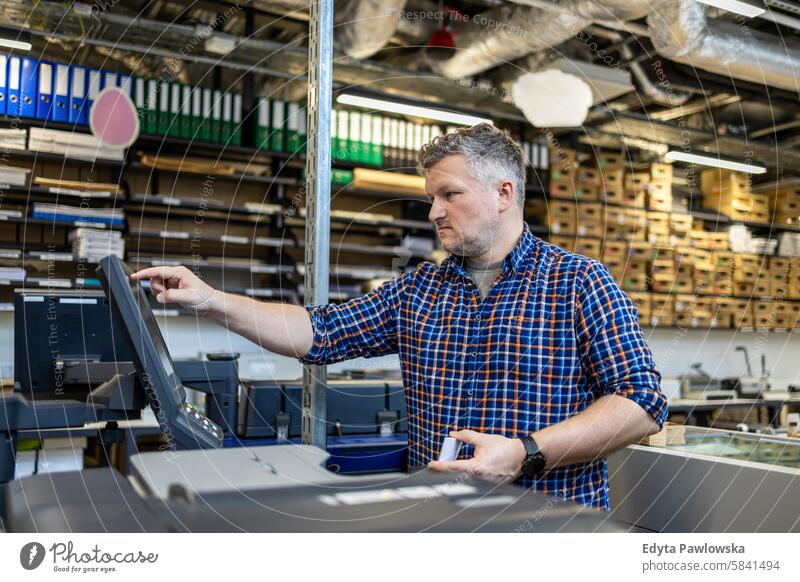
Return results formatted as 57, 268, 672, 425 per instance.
438, 437, 462, 462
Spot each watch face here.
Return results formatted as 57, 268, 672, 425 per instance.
523, 454, 546, 477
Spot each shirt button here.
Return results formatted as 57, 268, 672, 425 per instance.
467, 389, 474, 396
475, 314, 482, 321
471, 351, 478, 358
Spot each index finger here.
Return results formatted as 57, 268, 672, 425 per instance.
427, 459, 476, 474
130, 266, 187, 281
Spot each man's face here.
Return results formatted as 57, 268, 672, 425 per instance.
424, 154, 500, 257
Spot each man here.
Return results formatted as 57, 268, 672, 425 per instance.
132, 123, 667, 511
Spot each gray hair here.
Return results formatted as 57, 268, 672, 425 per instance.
416, 123, 526, 211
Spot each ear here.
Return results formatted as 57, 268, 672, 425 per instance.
496, 179, 516, 213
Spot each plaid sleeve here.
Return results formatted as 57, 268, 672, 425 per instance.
298, 271, 413, 365
575, 260, 668, 427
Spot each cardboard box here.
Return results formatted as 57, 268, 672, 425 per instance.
576, 167, 602, 187
712, 297, 735, 328
604, 258, 626, 280
649, 294, 674, 326
574, 238, 602, 260
547, 235, 575, 252
628, 242, 653, 262
650, 163, 673, 182
625, 259, 649, 277
603, 241, 628, 262
628, 292, 651, 323
670, 213, 693, 236
621, 274, 648, 293
731, 299, 754, 329
700, 168, 751, 196
754, 301, 776, 329
596, 152, 625, 169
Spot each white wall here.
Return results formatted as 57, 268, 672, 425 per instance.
3, 313, 799, 392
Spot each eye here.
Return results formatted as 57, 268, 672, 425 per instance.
445, 191, 459, 199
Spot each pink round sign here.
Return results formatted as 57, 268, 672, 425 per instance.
89, 87, 140, 148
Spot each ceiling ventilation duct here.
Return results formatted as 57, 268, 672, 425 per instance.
335, 0, 408, 59
430, 0, 655, 79
647, 0, 800, 93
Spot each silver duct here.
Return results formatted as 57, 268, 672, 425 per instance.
431, 0, 653, 79
335, 0, 408, 59
647, 0, 800, 94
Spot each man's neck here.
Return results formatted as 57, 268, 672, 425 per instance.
469, 221, 524, 265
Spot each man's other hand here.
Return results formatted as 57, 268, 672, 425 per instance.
427, 429, 527, 484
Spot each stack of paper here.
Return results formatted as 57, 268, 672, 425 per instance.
0, 267, 26, 282
29, 127, 125, 162
32, 202, 125, 227
0, 165, 30, 186
0, 209, 23, 219
0, 128, 27, 151
69, 227, 125, 262
778, 232, 800, 258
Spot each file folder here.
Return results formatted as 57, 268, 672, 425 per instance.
221, 92, 232, 142
69, 66, 88, 125
169, 82, 180, 137
52, 63, 69, 123
336, 109, 349, 161
20, 57, 38, 118
270, 99, 285, 152
134, 76, 145, 126
146, 78, 158, 134
201, 88, 212, 142
191, 86, 202, 138
36, 61, 53, 120
286, 101, 300, 153
6, 56, 21, 116
101, 70, 117, 91
180, 84, 191, 139
231, 93, 242, 146
0, 55, 7, 115
255, 97, 269, 149
86, 69, 101, 118
211, 89, 222, 142
157, 80, 169, 135
118, 74, 133, 97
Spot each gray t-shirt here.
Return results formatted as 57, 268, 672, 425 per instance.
464, 257, 504, 300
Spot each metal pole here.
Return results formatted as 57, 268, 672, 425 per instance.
302, 0, 333, 449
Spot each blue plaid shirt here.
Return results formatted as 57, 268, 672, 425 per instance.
301, 223, 667, 510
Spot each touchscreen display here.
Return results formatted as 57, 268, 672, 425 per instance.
122, 263, 179, 383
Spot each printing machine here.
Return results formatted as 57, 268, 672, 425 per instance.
1, 256, 621, 533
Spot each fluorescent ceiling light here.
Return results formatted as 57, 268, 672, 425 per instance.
664, 150, 767, 174
695, 0, 765, 18
336, 94, 491, 126
0, 38, 31, 51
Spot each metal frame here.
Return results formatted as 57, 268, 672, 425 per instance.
301, 0, 333, 448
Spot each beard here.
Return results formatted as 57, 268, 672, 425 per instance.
438, 218, 500, 257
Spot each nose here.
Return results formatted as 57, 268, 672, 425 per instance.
428, 197, 446, 223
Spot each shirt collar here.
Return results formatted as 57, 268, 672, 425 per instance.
443, 223, 537, 278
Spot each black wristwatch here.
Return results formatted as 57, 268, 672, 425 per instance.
519, 435, 547, 477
